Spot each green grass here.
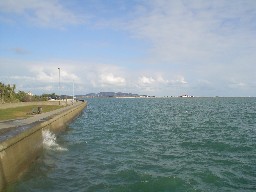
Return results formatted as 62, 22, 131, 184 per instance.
0, 105, 63, 121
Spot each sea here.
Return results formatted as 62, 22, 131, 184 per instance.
6, 98, 256, 192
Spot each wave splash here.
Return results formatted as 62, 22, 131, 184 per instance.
42, 129, 68, 151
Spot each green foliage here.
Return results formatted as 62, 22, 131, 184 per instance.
0, 82, 54, 103
42, 93, 58, 100
16, 91, 29, 102
0, 82, 17, 103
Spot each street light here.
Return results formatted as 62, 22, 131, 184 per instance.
73, 80, 74, 102
58, 67, 60, 102
0, 90, 2, 103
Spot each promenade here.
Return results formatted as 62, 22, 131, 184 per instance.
0, 102, 83, 136
0, 101, 87, 190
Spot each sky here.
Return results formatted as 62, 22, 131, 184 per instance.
0, 0, 256, 97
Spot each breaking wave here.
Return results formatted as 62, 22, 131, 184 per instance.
42, 129, 68, 151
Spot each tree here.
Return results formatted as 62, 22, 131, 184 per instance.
0, 81, 57, 102
16, 91, 28, 102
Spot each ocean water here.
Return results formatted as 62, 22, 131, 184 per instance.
6, 98, 256, 192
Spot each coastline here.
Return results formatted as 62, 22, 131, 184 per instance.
0, 101, 87, 191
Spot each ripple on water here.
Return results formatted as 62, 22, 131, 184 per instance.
7, 98, 256, 192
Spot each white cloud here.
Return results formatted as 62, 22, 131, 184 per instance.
136, 74, 188, 95
111, 0, 256, 96
99, 73, 126, 87
10, 75, 34, 81
0, 0, 85, 28
29, 65, 79, 83
139, 76, 155, 84
138, 74, 187, 86
2, 55, 254, 96
173, 76, 187, 85
1, 57, 179, 95
76, 63, 128, 89
155, 75, 169, 84
127, 0, 256, 67
1, 0, 256, 98
0, 58, 82, 94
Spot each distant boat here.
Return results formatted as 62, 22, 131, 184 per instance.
179, 94, 194, 98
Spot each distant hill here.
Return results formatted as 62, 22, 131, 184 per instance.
76, 92, 155, 98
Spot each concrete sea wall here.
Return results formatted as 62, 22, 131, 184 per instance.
0, 101, 87, 191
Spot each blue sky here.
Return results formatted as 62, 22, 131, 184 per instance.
0, 0, 256, 97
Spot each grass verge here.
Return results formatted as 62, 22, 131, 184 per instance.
0, 105, 63, 121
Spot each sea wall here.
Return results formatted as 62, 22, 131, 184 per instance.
0, 101, 86, 191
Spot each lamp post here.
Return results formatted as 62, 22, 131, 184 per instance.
73, 80, 75, 101
58, 67, 60, 104
0, 90, 2, 104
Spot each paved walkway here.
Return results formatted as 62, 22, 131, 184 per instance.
0, 102, 83, 131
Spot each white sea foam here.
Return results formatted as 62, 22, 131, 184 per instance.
42, 129, 68, 151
